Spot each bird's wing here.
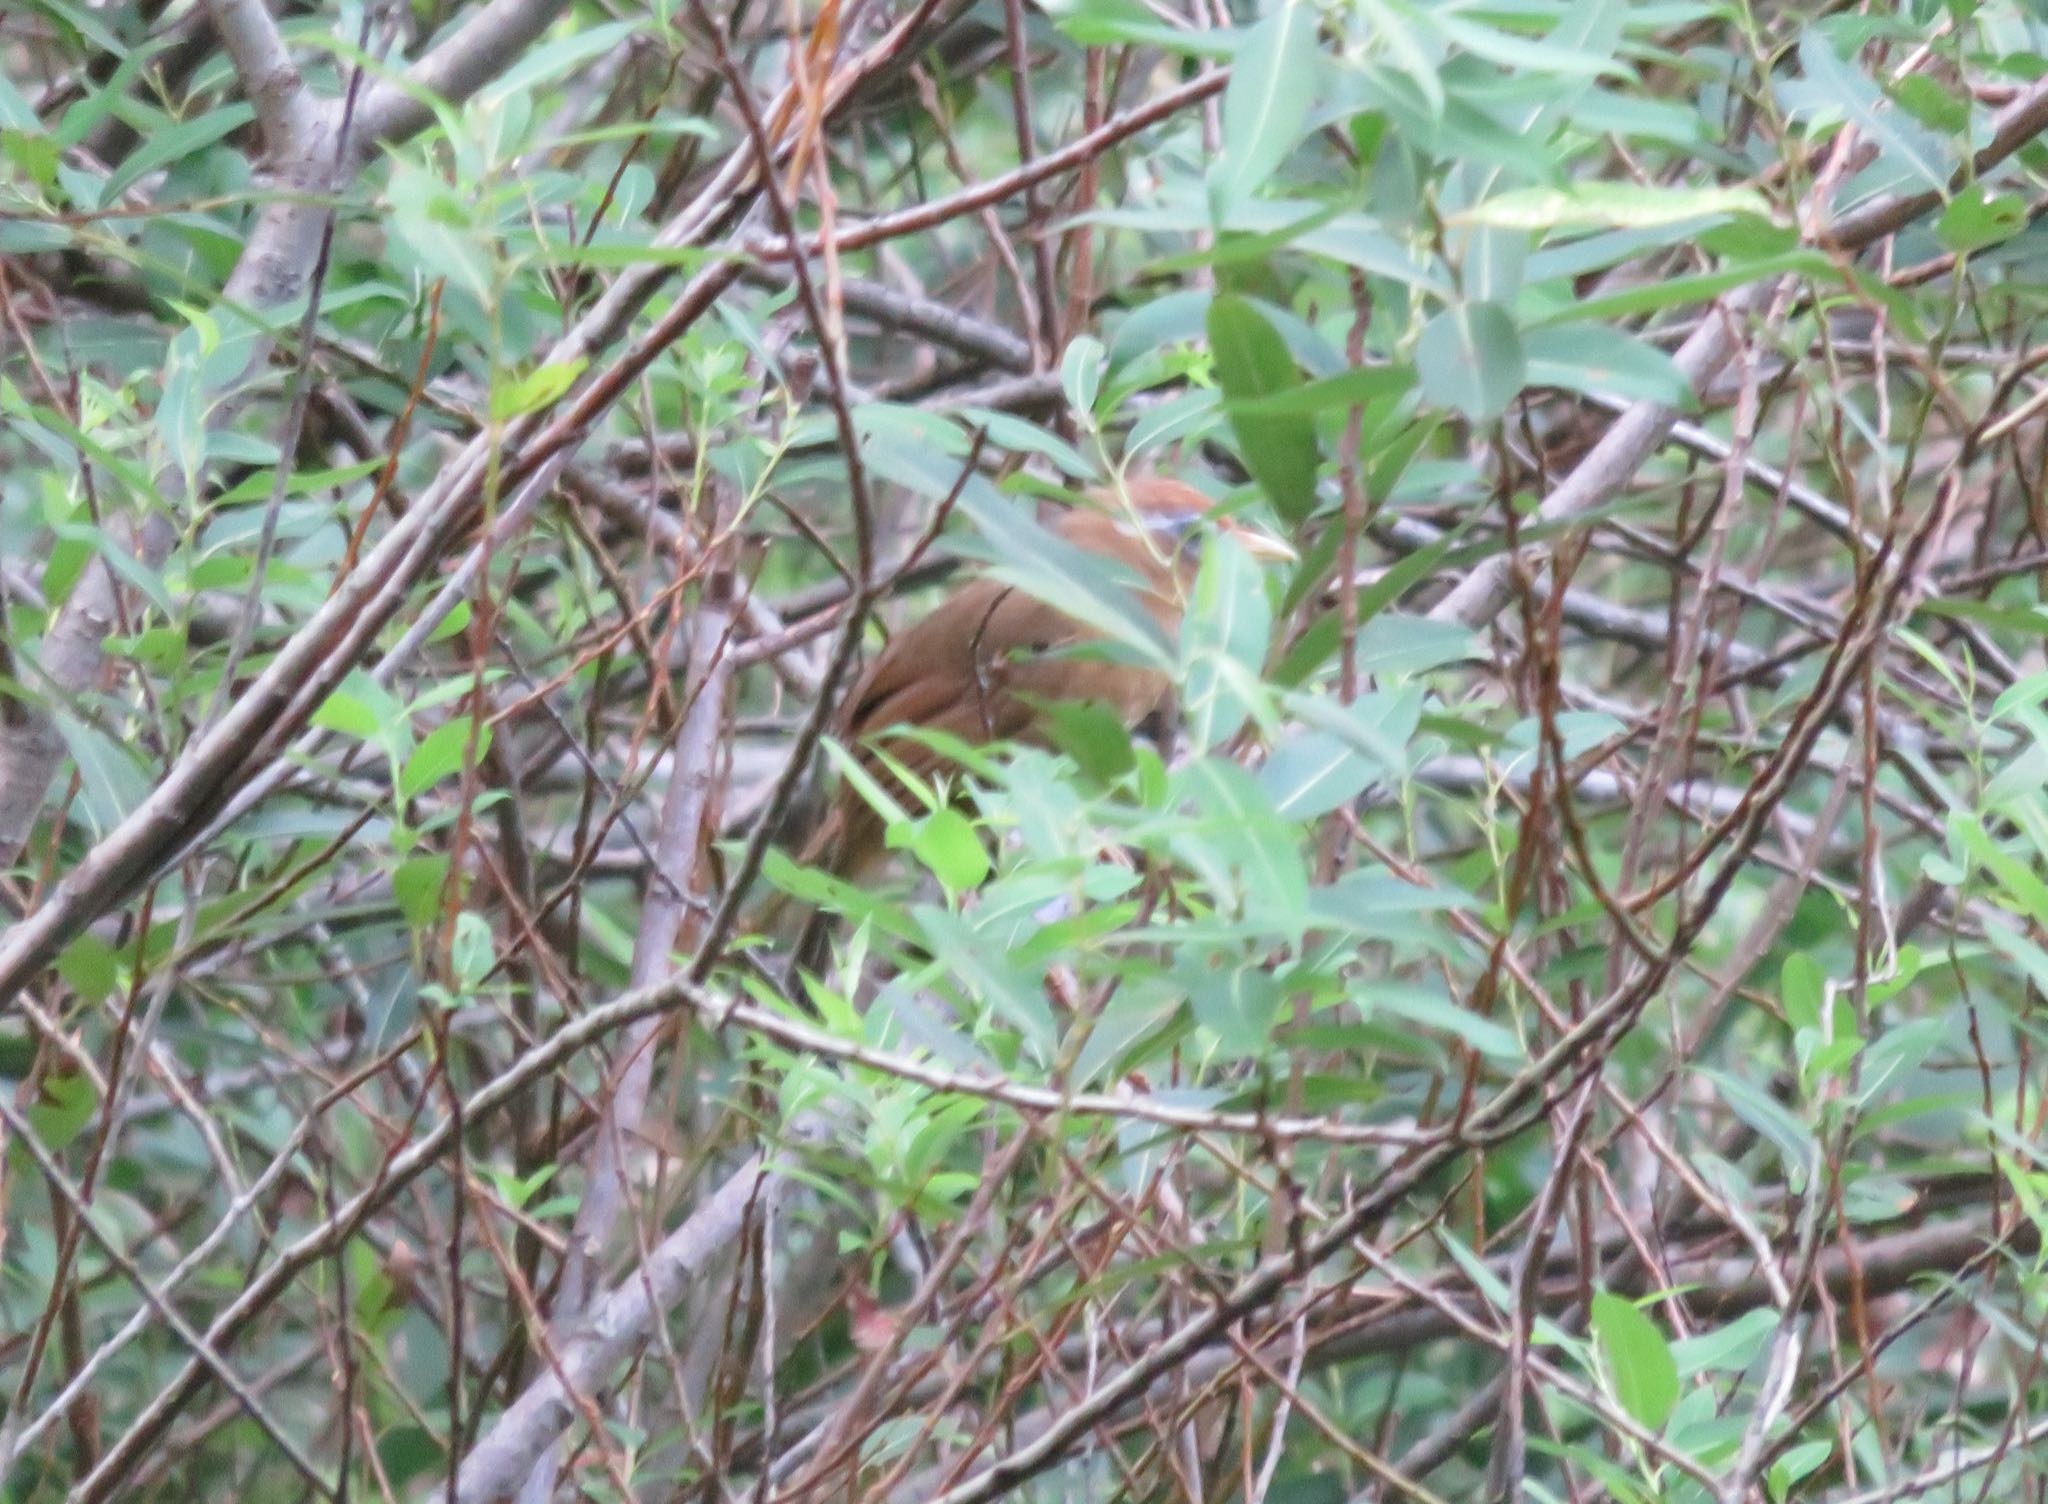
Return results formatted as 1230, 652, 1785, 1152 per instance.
842, 579, 1079, 744
816, 559, 1173, 879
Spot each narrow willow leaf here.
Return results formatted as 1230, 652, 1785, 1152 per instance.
1590, 1293, 1680, 1430
1454, 182, 1769, 230
1522, 325, 1692, 407
1208, 294, 1318, 521
1062, 335, 1107, 418
1793, 31, 1951, 194
1182, 534, 1274, 751
1211, 0, 1319, 216
1257, 730, 1371, 818
103, 102, 253, 199
1415, 301, 1524, 420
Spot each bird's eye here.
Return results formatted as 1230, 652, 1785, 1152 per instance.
1149, 511, 1206, 560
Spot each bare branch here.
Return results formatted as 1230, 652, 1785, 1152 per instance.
453, 1151, 786, 1504
201, 0, 326, 154
356, 0, 577, 146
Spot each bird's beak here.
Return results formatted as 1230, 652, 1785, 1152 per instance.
1217, 517, 1299, 563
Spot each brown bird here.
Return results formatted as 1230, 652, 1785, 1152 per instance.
794, 476, 1295, 884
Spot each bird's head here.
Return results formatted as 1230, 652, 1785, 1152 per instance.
1099, 476, 1298, 565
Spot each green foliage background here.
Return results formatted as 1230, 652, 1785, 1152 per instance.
2, 0, 2047, 1500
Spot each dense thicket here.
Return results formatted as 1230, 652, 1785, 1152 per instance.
4, 0, 2048, 1500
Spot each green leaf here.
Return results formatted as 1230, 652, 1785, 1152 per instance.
481, 20, 641, 101
1368, 414, 1443, 507
552, 238, 710, 269
1891, 74, 1967, 134
1523, 325, 1693, 407
1208, 294, 1318, 522
1108, 289, 1213, 368
1153, 203, 1345, 276
914, 906, 1057, 1061
954, 489, 1174, 666
821, 736, 919, 831
1670, 1308, 1778, 1376
1257, 730, 1373, 819
1181, 534, 1274, 752
386, 158, 494, 299
910, 808, 991, 893
851, 404, 975, 497
1415, 301, 1524, 420
1768, 1440, 1833, 1503
53, 41, 156, 146
1040, 698, 1137, 785
1, 127, 61, 191
399, 718, 490, 801
1780, 952, 1823, 1033
1858, 1016, 1945, 1103
429, 600, 472, 645
57, 932, 120, 1003
216, 457, 383, 506
1429, 9, 1619, 77
54, 711, 151, 837
1359, 614, 1474, 680
1537, 1441, 1652, 1504
1221, 364, 1415, 418
1936, 185, 2026, 253
392, 854, 451, 929
1171, 757, 1311, 927
103, 102, 254, 200
1038, 0, 1239, 53
155, 334, 207, 502
1294, 218, 1454, 295
1356, 0, 1444, 115
1210, 0, 1319, 216
1454, 221, 1525, 303
0, 217, 70, 253
1127, 388, 1220, 459
1284, 687, 1421, 774
1307, 867, 1467, 942
0, 70, 39, 129
1590, 1291, 1680, 1430
1991, 668, 2048, 721
1061, 335, 1106, 418
1537, 250, 1835, 326
1456, 182, 1771, 230
1071, 982, 1182, 1087
451, 911, 495, 990
1701, 1067, 1816, 1183
1950, 810, 2048, 924
313, 689, 384, 744
957, 409, 1098, 480
1569, 88, 1711, 150
1366, 982, 1521, 1060
1792, 31, 1951, 195
490, 357, 589, 420
378, 1426, 442, 1499
28, 1073, 98, 1153
1183, 954, 1281, 1057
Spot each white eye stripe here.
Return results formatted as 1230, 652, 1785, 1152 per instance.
1121, 511, 1203, 540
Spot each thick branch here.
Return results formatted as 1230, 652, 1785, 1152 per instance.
356, 0, 577, 145
453, 1152, 783, 1504
201, 0, 326, 154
